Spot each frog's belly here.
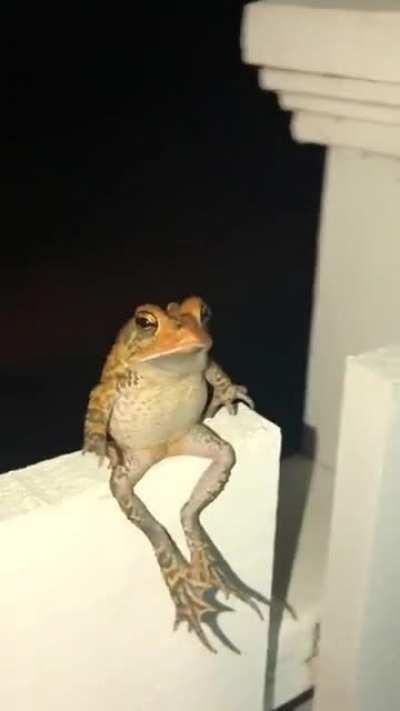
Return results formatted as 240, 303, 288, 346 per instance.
109, 379, 208, 450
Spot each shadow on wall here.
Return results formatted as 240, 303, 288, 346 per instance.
264, 454, 316, 710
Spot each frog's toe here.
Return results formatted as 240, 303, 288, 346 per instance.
191, 541, 269, 620
158, 546, 239, 653
172, 577, 238, 654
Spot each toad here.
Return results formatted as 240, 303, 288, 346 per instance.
83, 296, 271, 652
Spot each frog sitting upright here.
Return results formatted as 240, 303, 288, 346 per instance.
83, 295, 268, 652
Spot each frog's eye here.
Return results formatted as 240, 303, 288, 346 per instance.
200, 301, 212, 325
135, 311, 158, 332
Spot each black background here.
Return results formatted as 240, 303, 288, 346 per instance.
3, 2, 324, 472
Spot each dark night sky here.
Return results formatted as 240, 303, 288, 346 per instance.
3, 3, 324, 472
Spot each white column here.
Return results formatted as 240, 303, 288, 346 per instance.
241, 0, 400, 470
314, 346, 400, 711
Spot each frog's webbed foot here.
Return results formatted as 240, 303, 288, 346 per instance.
190, 528, 296, 624
190, 526, 269, 620
172, 575, 239, 654
205, 384, 255, 419
157, 544, 240, 654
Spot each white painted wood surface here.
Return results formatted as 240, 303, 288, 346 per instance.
242, 7, 400, 709
242, 1, 400, 83
1, 406, 279, 711
241, 0, 400, 471
314, 347, 400, 711
270, 456, 334, 709
1, 409, 335, 710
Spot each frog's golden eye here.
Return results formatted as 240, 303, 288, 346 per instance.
135, 311, 158, 332
200, 301, 212, 325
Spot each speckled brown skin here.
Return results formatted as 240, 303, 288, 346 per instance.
83, 296, 269, 653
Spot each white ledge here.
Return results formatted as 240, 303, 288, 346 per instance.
2, 407, 278, 711
292, 113, 400, 158
242, 1, 400, 83
0, 406, 330, 710
279, 94, 400, 126
259, 68, 400, 108
241, 1, 400, 157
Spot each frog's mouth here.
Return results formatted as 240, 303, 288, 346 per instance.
142, 346, 209, 373
141, 335, 212, 362
142, 343, 207, 361
157, 344, 206, 357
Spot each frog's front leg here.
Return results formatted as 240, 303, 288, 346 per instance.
83, 378, 124, 465
167, 424, 269, 650
204, 360, 255, 418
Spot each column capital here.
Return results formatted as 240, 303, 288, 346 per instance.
241, 1, 400, 157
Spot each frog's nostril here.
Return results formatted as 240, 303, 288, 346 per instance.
171, 316, 184, 329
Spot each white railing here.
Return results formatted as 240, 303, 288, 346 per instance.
1, 406, 281, 711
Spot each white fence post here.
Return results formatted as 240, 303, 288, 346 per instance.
314, 346, 400, 711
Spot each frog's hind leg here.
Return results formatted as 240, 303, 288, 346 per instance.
109, 446, 227, 653
167, 424, 271, 648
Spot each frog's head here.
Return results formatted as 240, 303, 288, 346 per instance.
118, 296, 213, 369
